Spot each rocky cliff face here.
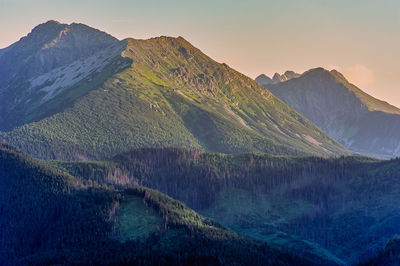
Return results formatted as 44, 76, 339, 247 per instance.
255, 70, 300, 86
0, 21, 123, 131
254, 74, 273, 86
257, 67, 400, 158
0, 21, 118, 85
272, 70, 301, 83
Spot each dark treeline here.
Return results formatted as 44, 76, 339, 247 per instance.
60, 148, 391, 210
58, 148, 400, 264
360, 237, 400, 265
1, 144, 329, 265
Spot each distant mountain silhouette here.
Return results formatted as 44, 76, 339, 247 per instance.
257, 67, 400, 158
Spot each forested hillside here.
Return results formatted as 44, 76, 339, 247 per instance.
360, 237, 400, 265
0, 144, 339, 265
56, 148, 400, 264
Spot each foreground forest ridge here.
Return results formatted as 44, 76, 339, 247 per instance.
0, 20, 400, 265
0, 144, 343, 265
1, 144, 400, 265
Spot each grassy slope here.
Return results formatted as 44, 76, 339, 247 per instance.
1, 37, 348, 160
54, 148, 400, 264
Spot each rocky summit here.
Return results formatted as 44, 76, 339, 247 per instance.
0, 22, 348, 160
258, 67, 400, 158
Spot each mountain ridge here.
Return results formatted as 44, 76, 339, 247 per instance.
257, 67, 400, 158
0, 20, 118, 82
306, 68, 400, 114
0, 21, 349, 160
255, 70, 301, 86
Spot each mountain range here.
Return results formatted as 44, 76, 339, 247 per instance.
256, 68, 400, 158
256, 70, 301, 85
1, 20, 400, 265
0, 20, 348, 160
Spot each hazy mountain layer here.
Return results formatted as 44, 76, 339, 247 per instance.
0, 21, 348, 160
257, 68, 400, 158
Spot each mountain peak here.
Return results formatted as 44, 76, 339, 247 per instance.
30, 20, 66, 34
265, 66, 400, 158
255, 70, 301, 86
301, 67, 350, 83
255, 74, 273, 86
45, 19, 61, 24
276, 67, 400, 116
329, 69, 348, 82
272, 70, 300, 83
302, 67, 329, 75
0, 20, 119, 84
284, 70, 299, 76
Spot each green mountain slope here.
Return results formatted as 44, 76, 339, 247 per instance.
0, 22, 348, 160
56, 148, 400, 264
257, 68, 400, 158
1, 144, 333, 265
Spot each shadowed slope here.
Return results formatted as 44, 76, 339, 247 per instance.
259, 68, 400, 158
0, 144, 332, 265
57, 147, 400, 264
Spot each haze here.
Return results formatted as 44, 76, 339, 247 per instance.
1, 0, 399, 107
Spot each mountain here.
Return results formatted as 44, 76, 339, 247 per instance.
255, 74, 273, 86
257, 67, 400, 158
55, 147, 400, 265
0, 20, 122, 131
0, 21, 349, 160
255, 70, 300, 86
0, 20, 118, 83
272, 71, 301, 83
1, 143, 338, 265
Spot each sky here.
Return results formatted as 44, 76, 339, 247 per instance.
1, 0, 399, 107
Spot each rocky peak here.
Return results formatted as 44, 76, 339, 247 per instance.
255, 74, 273, 86
272, 70, 300, 83
0, 21, 120, 82
30, 20, 63, 32
299, 68, 352, 86
256, 70, 300, 86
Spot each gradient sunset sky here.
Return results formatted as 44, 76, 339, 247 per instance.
1, 0, 399, 107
